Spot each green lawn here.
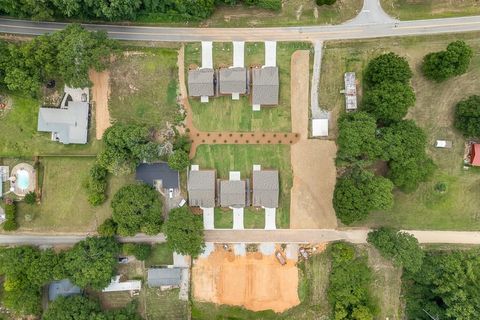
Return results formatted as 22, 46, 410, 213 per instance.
320, 32, 480, 230
141, 288, 188, 320
109, 48, 181, 131
214, 207, 266, 229
9, 157, 134, 233
381, 0, 480, 20
193, 144, 292, 228
186, 42, 312, 132
145, 243, 174, 267
0, 94, 101, 157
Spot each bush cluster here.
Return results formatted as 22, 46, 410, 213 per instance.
86, 164, 108, 206
3, 202, 18, 231
122, 243, 152, 261
454, 95, 480, 137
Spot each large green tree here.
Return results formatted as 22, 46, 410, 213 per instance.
333, 168, 393, 225
454, 95, 480, 137
364, 52, 413, 87
111, 184, 163, 236
168, 150, 190, 171
388, 154, 435, 193
362, 81, 415, 123
164, 207, 205, 257
63, 237, 119, 290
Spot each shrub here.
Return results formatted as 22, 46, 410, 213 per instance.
24, 191, 36, 205
97, 218, 117, 236
122, 243, 152, 261
86, 163, 108, 206
168, 150, 190, 171
364, 52, 413, 87
257, 0, 282, 11
3, 202, 18, 231
316, 0, 336, 5
454, 95, 480, 137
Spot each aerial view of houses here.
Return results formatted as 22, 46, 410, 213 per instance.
1, 0, 480, 319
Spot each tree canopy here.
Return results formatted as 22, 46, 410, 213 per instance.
362, 81, 415, 123
364, 52, 413, 87
367, 227, 424, 273
111, 184, 163, 236
168, 150, 190, 171
454, 95, 480, 137
422, 40, 473, 82
164, 207, 205, 257
333, 168, 393, 225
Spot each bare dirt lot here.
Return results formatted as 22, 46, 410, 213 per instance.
289, 50, 338, 229
89, 69, 111, 140
192, 248, 300, 313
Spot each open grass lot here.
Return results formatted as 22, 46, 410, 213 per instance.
145, 243, 174, 267
141, 288, 188, 320
320, 32, 480, 230
193, 144, 292, 228
186, 42, 312, 132
10, 157, 134, 233
109, 48, 180, 131
381, 0, 480, 20
0, 93, 101, 157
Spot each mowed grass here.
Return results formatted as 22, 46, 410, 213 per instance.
145, 243, 174, 267
186, 42, 312, 132
141, 288, 188, 320
381, 0, 480, 20
109, 48, 180, 131
12, 157, 134, 233
193, 144, 292, 228
0, 94, 101, 157
320, 32, 480, 230
214, 207, 266, 229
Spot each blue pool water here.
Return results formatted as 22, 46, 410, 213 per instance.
17, 170, 30, 189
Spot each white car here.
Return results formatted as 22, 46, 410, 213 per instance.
168, 188, 174, 199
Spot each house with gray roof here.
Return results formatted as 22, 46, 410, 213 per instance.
188, 68, 215, 100
252, 169, 279, 208
251, 66, 279, 108
48, 279, 82, 301
219, 179, 246, 208
136, 162, 179, 190
147, 268, 182, 288
188, 167, 216, 207
219, 67, 247, 98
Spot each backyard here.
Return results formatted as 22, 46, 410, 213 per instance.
186, 42, 312, 132
320, 32, 480, 230
193, 144, 292, 228
381, 0, 480, 20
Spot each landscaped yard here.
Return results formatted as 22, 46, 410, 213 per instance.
109, 48, 181, 131
186, 42, 312, 132
320, 32, 480, 230
12, 157, 134, 233
381, 0, 480, 20
193, 144, 292, 228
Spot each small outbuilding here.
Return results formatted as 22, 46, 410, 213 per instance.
102, 276, 141, 293
251, 66, 279, 109
48, 279, 82, 301
344, 72, 357, 111
470, 143, 480, 166
187, 166, 216, 208
188, 68, 215, 101
147, 268, 182, 288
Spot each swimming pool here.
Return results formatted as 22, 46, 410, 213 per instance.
16, 169, 30, 190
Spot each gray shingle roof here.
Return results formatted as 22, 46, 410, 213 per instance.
188, 170, 216, 207
219, 180, 246, 208
252, 67, 279, 105
136, 162, 179, 189
219, 67, 247, 94
48, 279, 82, 301
147, 268, 182, 287
252, 170, 279, 208
188, 68, 215, 97
37, 101, 89, 144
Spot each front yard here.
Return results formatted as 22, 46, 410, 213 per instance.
381, 0, 480, 20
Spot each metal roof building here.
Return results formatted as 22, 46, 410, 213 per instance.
219, 180, 246, 208
48, 279, 82, 301
252, 170, 279, 208
219, 67, 247, 95
188, 68, 215, 97
252, 67, 279, 106
188, 169, 216, 207
344, 72, 357, 111
147, 268, 182, 287
136, 162, 179, 189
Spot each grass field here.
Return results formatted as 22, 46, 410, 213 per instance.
320, 32, 480, 230
109, 48, 180, 131
381, 0, 480, 20
0, 94, 101, 157
10, 157, 133, 233
145, 243, 174, 267
193, 144, 292, 228
186, 42, 312, 132
141, 288, 188, 320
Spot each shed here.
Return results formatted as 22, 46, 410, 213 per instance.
252, 170, 279, 208
219, 180, 246, 208
471, 143, 480, 166
102, 276, 141, 292
188, 169, 216, 207
147, 268, 182, 287
344, 72, 357, 111
136, 162, 179, 189
0, 166, 9, 182
48, 279, 82, 301
188, 68, 215, 97
312, 118, 329, 137
252, 67, 279, 106
219, 67, 247, 95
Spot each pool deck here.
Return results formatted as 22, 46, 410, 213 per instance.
10, 163, 36, 197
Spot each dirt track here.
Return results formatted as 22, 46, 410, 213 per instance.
192, 247, 299, 313
89, 69, 111, 139
289, 51, 338, 229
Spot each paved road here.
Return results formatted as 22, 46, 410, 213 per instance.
1, 230, 480, 245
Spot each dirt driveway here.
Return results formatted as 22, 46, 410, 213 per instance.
89, 69, 111, 139
289, 50, 338, 229
192, 247, 299, 313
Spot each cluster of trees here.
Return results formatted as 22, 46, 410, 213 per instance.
122, 243, 152, 261
0, 0, 281, 22
0, 236, 119, 316
0, 24, 115, 95
334, 53, 435, 224
43, 295, 141, 320
422, 40, 473, 82
2, 200, 17, 231
454, 95, 480, 137
85, 163, 108, 206
164, 207, 205, 258
327, 242, 377, 319
404, 249, 480, 319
